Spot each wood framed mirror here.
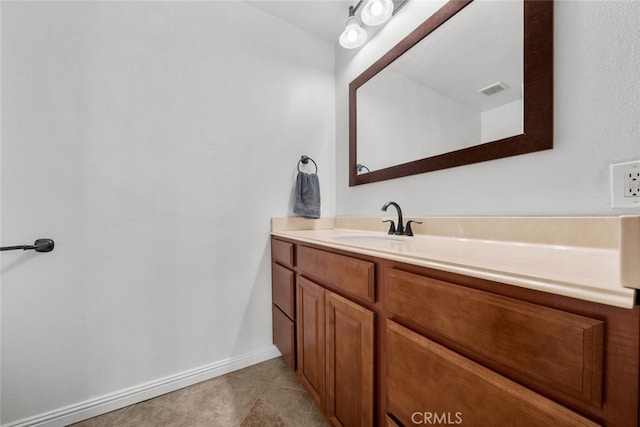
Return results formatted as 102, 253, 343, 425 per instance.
349, 0, 553, 186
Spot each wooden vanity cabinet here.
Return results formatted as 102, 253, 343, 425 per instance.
271, 237, 640, 427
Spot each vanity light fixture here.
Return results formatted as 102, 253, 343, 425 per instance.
360, 0, 394, 26
339, 0, 408, 49
339, 8, 368, 49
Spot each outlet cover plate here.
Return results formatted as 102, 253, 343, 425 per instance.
611, 160, 640, 208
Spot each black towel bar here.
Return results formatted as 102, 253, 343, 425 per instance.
0, 239, 55, 253
297, 155, 318, 174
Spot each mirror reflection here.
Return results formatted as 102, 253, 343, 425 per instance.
356, 0, 524, 174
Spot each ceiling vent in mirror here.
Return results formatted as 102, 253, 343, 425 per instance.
478, 81, 510, 96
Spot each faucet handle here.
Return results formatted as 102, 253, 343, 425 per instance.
382, 220, 396, 235
404, 220, 423, 236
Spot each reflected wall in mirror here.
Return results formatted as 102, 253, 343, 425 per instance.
349, 0, 553, 186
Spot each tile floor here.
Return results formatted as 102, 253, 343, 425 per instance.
69, 357, 329, 427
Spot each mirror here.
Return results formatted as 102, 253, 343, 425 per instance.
349, 0, 553, 186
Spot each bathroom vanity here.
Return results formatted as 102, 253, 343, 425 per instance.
270, 217, 640, 427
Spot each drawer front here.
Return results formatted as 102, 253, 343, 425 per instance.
298, 245, 375, 302
387, 320, 600, 427
386, 268, 604, 407
272, 305, 295, 369
272, 262, 295, 319
272, 238, 294, 268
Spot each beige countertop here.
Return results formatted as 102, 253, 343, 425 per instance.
271, 216, 639, 309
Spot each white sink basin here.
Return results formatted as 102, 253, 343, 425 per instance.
331, 234, 406, 244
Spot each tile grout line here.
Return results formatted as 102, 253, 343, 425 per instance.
236, 364, 277, 425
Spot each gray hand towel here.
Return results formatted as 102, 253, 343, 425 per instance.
294, 172, 321, 219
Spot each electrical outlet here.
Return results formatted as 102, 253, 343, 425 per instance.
611, 160, 640, 208
625, 169, 640, 197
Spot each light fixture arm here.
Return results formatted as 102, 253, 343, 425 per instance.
351, 0, 365, 16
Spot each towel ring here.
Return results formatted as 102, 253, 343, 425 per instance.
356, 163, 370, 173
297, 155, 318, 174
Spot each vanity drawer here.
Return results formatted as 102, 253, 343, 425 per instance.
271, 238, 294, 268
272, 305, 295, 369
386, 320, 600, 427
272, 262, 295, 319
298, 245, 375, 302
386, 268, 604, 407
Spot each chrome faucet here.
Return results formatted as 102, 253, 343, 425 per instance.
381, 201, 404, 235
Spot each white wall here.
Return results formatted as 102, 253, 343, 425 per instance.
336, 0, 640, 217
1, 1, 334, 424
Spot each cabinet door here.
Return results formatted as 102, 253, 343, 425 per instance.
297, 276, 325, 410
387, 320, 600, 427
325, 291, 374, 427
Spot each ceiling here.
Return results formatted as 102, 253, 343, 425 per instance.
243, 0, 352, 44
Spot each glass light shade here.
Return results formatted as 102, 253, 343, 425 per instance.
360, 0, 394, 26
339, 16, 368, 49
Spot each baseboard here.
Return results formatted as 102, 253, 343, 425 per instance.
3, 345, 281, 427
